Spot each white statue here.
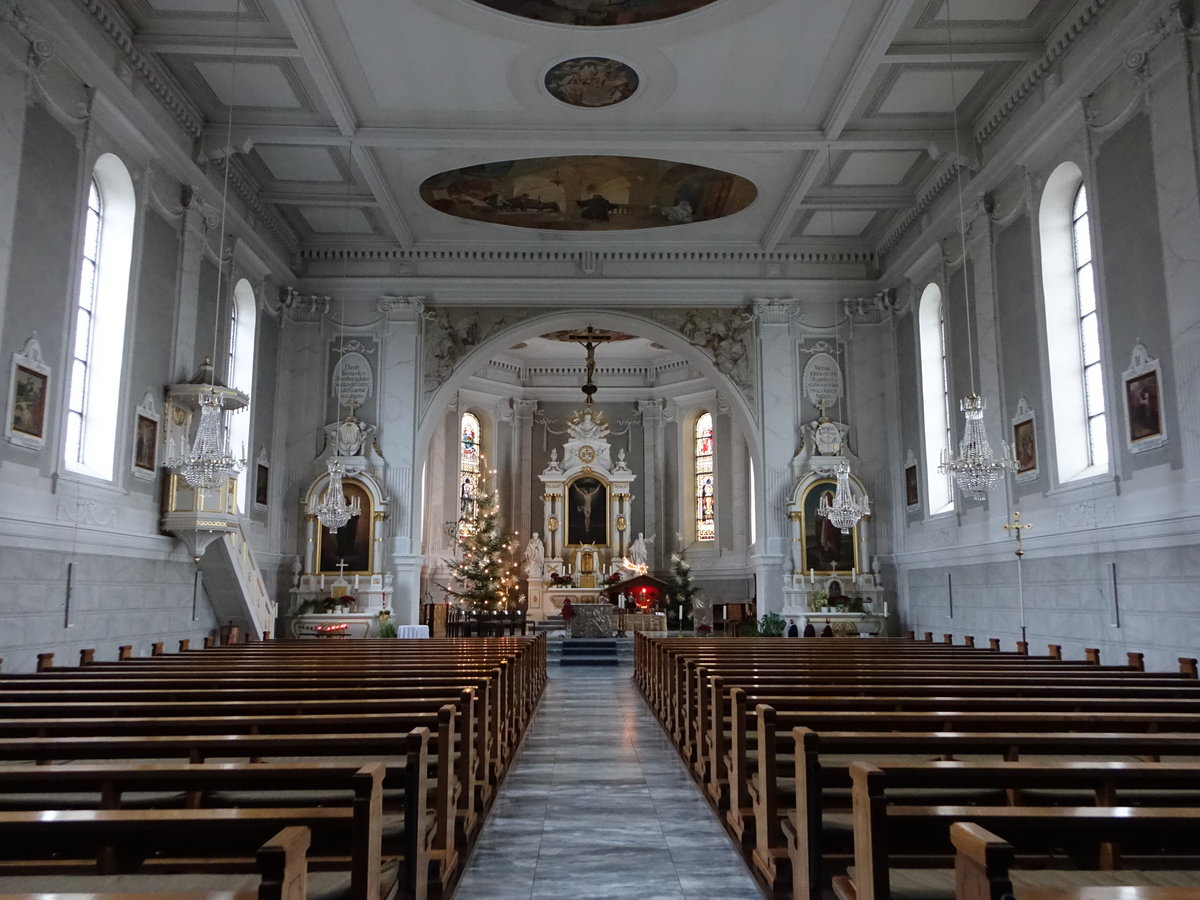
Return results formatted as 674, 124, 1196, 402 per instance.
524, 532, 545, 577
630, 532, 654, 567
568, 408, 609, 441
546, 448, 562, 471
325, 416, 375, 457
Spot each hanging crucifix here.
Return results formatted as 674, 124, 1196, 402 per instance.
566, 326, 613, 406
1002, 511, 1033, 645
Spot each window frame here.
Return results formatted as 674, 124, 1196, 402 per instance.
917, 282, 954, 515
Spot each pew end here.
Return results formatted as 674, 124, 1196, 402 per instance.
951, 821, 1013, 900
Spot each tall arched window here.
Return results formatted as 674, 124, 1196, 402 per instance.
694, 412, 715, 542
65, 154, 134, 480
227, 279, 257, 513
458, 412, 481, 536
918, 283, 954, 514
1039, 162, 1109, 481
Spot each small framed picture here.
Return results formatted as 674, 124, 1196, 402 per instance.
1122, 342, 1167, 454
133, 414, 158, 471
6, 335, 50, 451
256, 463, 269, 507
903, 449, 919, 510
1010, 396, 1038, 483
131, 390, 160, 480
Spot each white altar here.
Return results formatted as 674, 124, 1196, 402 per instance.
781, 346, 888, 632
526, 406, 640, 621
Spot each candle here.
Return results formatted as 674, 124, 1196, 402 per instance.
809, 568, 814, 585
678, 604, 683, 624
852, 567, 858, 585
354, 574, 360, 590
319, 573, 325, 589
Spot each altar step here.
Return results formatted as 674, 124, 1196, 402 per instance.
557, 639, 622, 667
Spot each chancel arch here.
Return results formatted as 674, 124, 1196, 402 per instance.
414, 310, 767, 618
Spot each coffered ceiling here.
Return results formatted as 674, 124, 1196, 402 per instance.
106, 0, 1083, 279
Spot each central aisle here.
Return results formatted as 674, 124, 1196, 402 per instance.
453, 662, 764, 900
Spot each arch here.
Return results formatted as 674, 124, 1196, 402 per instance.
917, 282, 953, 514
65, 152, 135, 481
228, 278, 257, 512
1039, 161, 1109, 482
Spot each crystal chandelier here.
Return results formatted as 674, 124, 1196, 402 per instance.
818, 460, 870, 534
309, 459, 361, 531
940, 394, 1015, 501
168, 386, 244, 490
936, 0, 1014, 503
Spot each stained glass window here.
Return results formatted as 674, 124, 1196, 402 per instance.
694, 412, 715, 541
458, 412, 481, 536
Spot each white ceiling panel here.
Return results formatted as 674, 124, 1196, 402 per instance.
930, 0, 1041, 21
801, 210, 877, 237
876, 68, 984, 115
256, 145, 345, 182
836, 151, 922, 186
194, 60, 303, 109
300, 207, 376, 234
145, 0, 247, 12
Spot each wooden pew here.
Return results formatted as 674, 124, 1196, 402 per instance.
0, 752, 430, 900
832, 761, 1200, 900
952, 821, 1200, 900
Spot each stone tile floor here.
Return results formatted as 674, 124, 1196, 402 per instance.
453, 663, 764, 900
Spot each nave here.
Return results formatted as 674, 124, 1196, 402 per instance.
454, 662, 762, 900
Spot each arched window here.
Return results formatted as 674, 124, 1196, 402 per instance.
458, 412, 481, 536
65, 154, 134, 480
1039, 162, 1109, 481
918, 283, 954, 514
227, 279, 257, 512
694, 412, 715, 541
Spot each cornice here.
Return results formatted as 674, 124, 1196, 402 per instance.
211, 154, 300, 257
878, 157, 966, 258
73, 0, 204, 139
974, 0, 1117, 146
297, 246, 879, 267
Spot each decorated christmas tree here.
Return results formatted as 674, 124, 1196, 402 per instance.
444, 462, 521, 612
667, 552, 701, 630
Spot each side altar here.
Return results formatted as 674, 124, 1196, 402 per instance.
780, 345, 888, 635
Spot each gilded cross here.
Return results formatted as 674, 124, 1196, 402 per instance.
1002, 511, 1033, 559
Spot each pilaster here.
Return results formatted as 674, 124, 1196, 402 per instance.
511, 398, 537, 539
636, 398, 665, 568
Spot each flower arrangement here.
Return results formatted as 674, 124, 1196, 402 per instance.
602, 571, 623, 586
696, 623, 713, 636
561, 597, 574, 622
550, 572, 574, 587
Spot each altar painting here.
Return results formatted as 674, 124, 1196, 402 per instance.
317, 481, 372, 574
420, 156, 756, 232
467, 0, 721, 26
567, 475, 608, 546
800, 479, 858, 574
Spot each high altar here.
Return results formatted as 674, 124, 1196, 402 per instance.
526, 407, 638, 622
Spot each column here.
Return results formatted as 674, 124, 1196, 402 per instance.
376, 297, 425, 624
751, 299, 801, 614
171, 196, 210, 380
1149, 29, 1200, 478
636, 399, 665, 568
0, 39, 29, 348
511, 399, 537, 536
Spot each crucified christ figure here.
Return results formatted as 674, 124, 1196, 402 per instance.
575, 480, 601, 534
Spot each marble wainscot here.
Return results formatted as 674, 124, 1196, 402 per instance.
569, 603, 615, 638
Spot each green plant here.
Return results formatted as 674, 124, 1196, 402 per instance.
758, 611, 787, 637
443, 462, 521, 612
376, 616, 397, 638
808, 590, 828, 612
667, 552, 701, 629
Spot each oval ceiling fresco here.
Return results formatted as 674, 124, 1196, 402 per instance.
545, 57, 638, 108
468, 0, 723, 26
420, 156, 757, 232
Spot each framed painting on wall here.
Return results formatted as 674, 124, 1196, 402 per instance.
1010, 396, 1038, 483
1122, 342, 1167, 454
6, 335, 50, 451
903, 449, 919, 510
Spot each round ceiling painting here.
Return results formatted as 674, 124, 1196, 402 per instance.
469, 0, 722, 26
420, 156, 757, 232
545, 57, 638, 108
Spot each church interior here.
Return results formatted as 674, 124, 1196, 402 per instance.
3, 0, 1200, 896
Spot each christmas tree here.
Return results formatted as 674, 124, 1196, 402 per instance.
444, 462, 521, 612
667, 552, 701, 630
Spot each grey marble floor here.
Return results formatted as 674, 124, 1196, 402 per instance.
453, 663, 764, 900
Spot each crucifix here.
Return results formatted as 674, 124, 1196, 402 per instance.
1002, 511, 1033, 644
335, 559, 349, 578
566, 326, 613, 407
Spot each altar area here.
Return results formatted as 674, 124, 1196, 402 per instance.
524, 406, 650, 624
